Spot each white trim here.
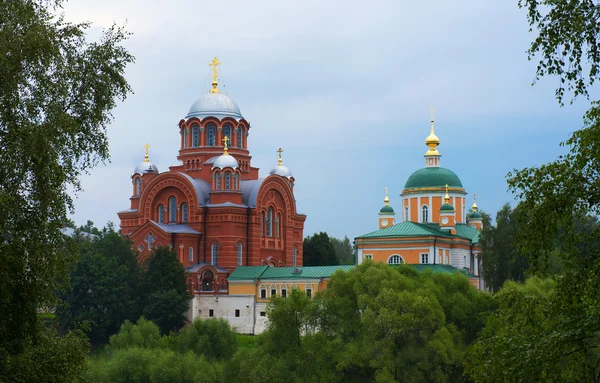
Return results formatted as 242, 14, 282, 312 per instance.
420, 252, 430, 264
359, 247, 431, 251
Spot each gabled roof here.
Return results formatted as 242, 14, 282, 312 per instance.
153, 221, 201, 234
356, 222, 479, 244
186, 263, 230, 274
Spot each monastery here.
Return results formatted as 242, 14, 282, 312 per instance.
118, 58, 483, 334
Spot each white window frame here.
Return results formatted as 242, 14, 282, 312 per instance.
387, 254, 404, 265
259, 284, 267, 299
270, 284, 277, 297
420, 253, 429, 264
305, 284, 313, 298
364, 254, 373, 261
188, 247, 193, 262
422, 205, 429, 223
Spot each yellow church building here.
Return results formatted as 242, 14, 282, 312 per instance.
355, 111, 483, 289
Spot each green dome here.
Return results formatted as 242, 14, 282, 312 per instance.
440, 203, 455, 212
404, 167, 463, 190
380, 205, 395, 213
469, 211, 482, 219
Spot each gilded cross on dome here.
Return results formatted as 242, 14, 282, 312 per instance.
209, 57, 221, 93
144, 143, 150, 162
444, 184, 450, 203
277, 147, 283, 166
222, 135, 229, 155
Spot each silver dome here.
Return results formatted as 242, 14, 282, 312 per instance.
186, 93, 242, 120
269, 165, 293, 178
212, 153, 239, 169
134, 161, 159, 175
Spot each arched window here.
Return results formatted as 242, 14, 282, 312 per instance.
267, 208, 273, 237
405, 206, 409, 222
223, 125, 231, 146
158, 205, 165, 223
292, 247, 297, 267
233, 173, 239, 190
260, 212, 264, 237
207, 124, 216, 146
275, 213, 280, 238
135, 178, 141, 195
169, 196, 177, 222
237, 127, 243, 148
237, 243, 243, 266
192, 124, 199, 147
388, 254, 404, 265
215, 172, 221, 190
280, 284, 288, 298
422, 205, 429, 223
188, 247, 193, 262
181, 203, 188, 222
225, 172, 231, 189
183, 128, 188, 148
259, 284, 267, 299
211, 243, 218, 265
201, 270, 214, 291
305, 284, 313, 298
270, 284, 277, 297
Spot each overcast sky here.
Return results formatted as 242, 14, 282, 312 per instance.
62, 0, 592, 240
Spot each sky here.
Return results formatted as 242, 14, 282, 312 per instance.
61, 0, 593, 241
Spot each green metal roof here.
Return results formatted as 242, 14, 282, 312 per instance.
260, 265, 355, 279
228, 266, 269, 280
228, 265, 355, 281
404, 167, 463, 190
454, 224, 480, 243
357, 221, 453, 239
380, 205, 395, 213
356, 222, 479, 244
469, 211, 482, 219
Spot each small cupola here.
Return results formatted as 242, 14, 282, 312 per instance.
378, 186, 396, 229
467, 194, 483, 230
210, 136, 242, 205
439, 184, 456, 233
424, 108, 441, 168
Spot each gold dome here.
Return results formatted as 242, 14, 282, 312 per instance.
425, 108, 440, 156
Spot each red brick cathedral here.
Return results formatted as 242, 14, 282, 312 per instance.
118, 58, 306, 290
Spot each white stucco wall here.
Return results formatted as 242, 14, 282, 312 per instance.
450, 247, 470, 269
187, 295, 256, 334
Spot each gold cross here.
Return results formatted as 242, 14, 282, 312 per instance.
222, 135, 229, 148
277, 147, 283, 159
209, 57, 221, 93
277, 147, 283, 166
144, 143, 150, 162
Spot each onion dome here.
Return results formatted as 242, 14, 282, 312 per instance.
425, 108, 440, 156
269, 147, 293, 178
212, 137, 238, 169
440, 184, 455, 212
469, 195, 483, 219
380, 186, 394, 213
185, 57, 243, 120
134, 143, 159, 175
404, 167, 463, 190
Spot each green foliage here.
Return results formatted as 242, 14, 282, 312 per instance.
0, 0, 132, 380
142, 246, 191, 334
236, 334, 257, 349
303, 232, 338, 266
479, 203, 530, 292
58, 227, 142, 344
108, 317, 163, 350
465, 277, 597, 382
330, 235, 356, 265
87, 347, 223, 383
519, 0, 600, 104
227, 262, 495, 382
173, 318, 238, 361
2, 325, 89, 383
